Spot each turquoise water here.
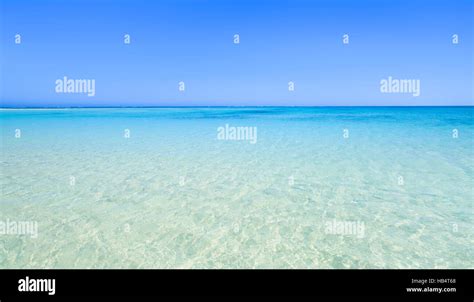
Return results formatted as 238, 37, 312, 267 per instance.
0, 107, 473, 268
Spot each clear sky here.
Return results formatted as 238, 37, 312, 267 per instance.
0, 0, 472, 107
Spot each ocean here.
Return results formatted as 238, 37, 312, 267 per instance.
0, 107, 473, 268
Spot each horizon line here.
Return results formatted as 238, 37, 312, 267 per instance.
1, 105, 474, 109
0, 103, 474, 109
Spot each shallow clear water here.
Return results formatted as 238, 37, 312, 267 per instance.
0, 107, 473, 268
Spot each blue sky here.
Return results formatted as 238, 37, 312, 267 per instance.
1, 0, 472, 107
